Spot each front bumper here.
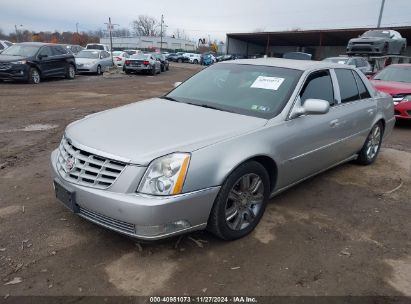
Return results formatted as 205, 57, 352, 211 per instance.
0, 64, 29, 81
346, 44, 384, 55
394, 102, 411, 120
76, 64, 98, 73
50, 149, 220, 240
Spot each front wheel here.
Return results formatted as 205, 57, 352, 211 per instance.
193, 59, 198, 64
207, 161, 270, 240
28, 67, 40, 84
96, 65, 102, 75
356, 121, 384, 165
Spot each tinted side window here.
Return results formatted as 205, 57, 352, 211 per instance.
300, 70, 335, 106
52, 46, 68, 55
0, 44, 4, 50
335, 69, 359, 103
5, 42, 13, 47
353, 71, 371, 99
38, 46, 53, 57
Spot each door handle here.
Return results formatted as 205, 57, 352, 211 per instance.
330, 119, 340, 128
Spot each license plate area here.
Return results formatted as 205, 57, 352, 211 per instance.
54, 179, 79, 213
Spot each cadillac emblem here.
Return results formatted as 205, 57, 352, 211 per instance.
65, 156, 76, 172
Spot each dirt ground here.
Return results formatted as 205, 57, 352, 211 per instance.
0, 63, 410, 299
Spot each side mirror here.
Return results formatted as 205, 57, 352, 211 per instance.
291, 98, 330, 118
174, 82, 182, 88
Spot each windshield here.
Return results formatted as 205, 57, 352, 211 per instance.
361, 30, 391, 38
2, 44, 40, 57
323, 58, 349, 64
167, 63, 302, 119
374, 65, 411, 83
76, 51, 100, 59
87, 44, 104, 50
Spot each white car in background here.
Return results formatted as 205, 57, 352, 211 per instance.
0, 40, 13, 52
188, 53, 201, 64
112, 51, 130, 67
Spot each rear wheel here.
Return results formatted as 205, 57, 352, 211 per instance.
356, 121, 384, 165
66, 64, 75, 80
124, 69, 131, 74
150, 66, 156, 76
161, 64, 165, 72
207, 161, 270, 240
178, 58, 182, 63
28, 67, 40, 84
193, 59, 198, 64
166, 64, 169, 71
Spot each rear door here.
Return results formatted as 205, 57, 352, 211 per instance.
332, 68, 376, 157
51, 45, 68, 76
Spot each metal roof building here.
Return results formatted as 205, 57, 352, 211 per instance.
100, 36, 196, 51
226, 26, 411, 59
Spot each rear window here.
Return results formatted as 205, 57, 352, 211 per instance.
335, 69, 359, 103
131, 54, 149, 59
353, 72, 371, 99
87, 44, 104, 50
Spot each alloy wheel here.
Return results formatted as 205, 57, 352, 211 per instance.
32, 70, 40, 84
366, 124, 381, 160
225, 173, 264, 230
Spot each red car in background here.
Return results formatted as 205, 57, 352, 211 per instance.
370, 64, 411, 120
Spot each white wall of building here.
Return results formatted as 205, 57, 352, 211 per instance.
100, 36, 196, 51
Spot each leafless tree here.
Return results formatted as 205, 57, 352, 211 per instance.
173, 28, 190, 40
131, 15, 160, 37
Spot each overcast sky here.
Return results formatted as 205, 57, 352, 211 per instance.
1, 0, 410, 41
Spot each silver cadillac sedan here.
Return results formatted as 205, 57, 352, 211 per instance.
51, 58, 395, 241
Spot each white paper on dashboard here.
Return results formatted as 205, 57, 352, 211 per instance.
251, 76, 285, 90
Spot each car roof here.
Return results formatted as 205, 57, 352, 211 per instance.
18, 42, 56, 46
222, 57, 354, 71
386, 63, 411, 68
81, 49, 103, 52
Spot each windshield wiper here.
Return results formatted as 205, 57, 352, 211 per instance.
186, 102, 234, 113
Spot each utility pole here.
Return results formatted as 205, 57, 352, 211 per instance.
14, 24, 23, 42
76, 22, 79, 34
104, 17, 119, 66
377, 0, 386, 28
160, 14, 164, 53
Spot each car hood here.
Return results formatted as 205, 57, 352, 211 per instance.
371, 80, 411, 95
349, 37, 386, 43
0, 55, 29, 62
65, 98, 267, 165
75, 57, 99, 64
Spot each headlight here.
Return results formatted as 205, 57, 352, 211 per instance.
11, 60, 27, 64
137, 153, 190, 196
394, 95, 411, 105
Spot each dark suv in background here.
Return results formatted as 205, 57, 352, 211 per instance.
0, 42, 76, 84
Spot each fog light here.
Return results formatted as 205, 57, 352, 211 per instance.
135, 220, 191, 236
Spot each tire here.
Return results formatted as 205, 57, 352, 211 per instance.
178, 58, 182, 63
166, 64, 169, 71
193, 59, 198, 64
66, 64, 75, 80
356, 121, 384, 165
157, 66, 161, 74
207, 161, 270, 240
124, 69, 131, 75
161, 64, 165, 72
28, 67, 40, 84
150, 66, 156, 76
96, 65, 102, 75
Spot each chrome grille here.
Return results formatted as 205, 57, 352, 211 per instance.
0, 63, 12, 70
57, 137, 126, 189
79, 206, 136, 234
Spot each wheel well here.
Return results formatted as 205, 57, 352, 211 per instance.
377, 119, 385, 133
249, 155, 278, 192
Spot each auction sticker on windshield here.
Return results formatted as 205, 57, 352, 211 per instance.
251, 76, 285, 90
